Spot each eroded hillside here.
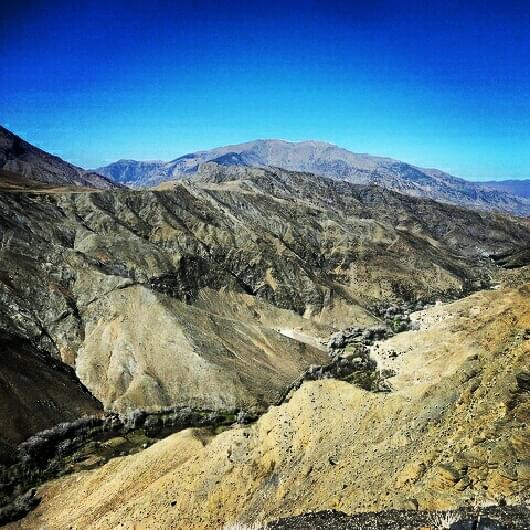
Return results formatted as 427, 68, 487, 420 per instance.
0, 165, 528, 447
8, 282, 529, 530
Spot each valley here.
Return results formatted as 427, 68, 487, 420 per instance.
2, 2, 529, 527
0, 128, 528, 529
4, 276, 530, 529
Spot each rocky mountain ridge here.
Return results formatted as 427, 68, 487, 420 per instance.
481, 179, 530, 199
98, 139, 530, 215
0, 126, 120, 190
1, 165, 528, 453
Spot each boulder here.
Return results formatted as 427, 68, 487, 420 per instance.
515, 371, 530, 392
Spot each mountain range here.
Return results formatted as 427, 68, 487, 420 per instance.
1, 126, 530, 528
1, 126, 528, 216
98, 139, 530, 216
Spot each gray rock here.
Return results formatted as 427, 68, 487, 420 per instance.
516, 371, 530, 392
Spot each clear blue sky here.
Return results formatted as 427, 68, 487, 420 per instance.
1, 0, 529, 180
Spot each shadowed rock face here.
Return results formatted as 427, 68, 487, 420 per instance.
0, 166, 528, 426
98, 139, 530, 215
0, 126, 119, 190
0, 333, 101, 463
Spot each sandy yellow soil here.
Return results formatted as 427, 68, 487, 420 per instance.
8, 284, 530, 530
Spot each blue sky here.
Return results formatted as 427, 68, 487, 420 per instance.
1, 0, 529, 180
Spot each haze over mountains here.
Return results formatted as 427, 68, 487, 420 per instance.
98, 139, 530, 216
481, 179, 530, 199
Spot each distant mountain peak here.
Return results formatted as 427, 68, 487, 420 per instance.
97, 139, 530, 216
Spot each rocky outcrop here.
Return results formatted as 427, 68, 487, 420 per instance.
268, 506, 530, 529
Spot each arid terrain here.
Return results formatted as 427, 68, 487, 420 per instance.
0, 129, 528, 529
98, 139, 530, 216
6, 279, 530, 529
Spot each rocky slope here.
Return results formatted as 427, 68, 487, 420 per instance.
0, 168, 528, 399
7, 282, 530, 530
481, 179, 530, 199
1, 166, 529, 422
98, 139, 530, 215
0, 126, 119, 190
0, 333, 101, 464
